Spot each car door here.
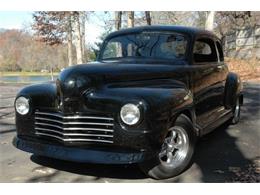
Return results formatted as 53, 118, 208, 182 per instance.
215, 39, 229, 108
191, 36, 227, 130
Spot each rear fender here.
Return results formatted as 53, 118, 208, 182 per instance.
224, 72, 243, 109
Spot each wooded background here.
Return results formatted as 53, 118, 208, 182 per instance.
0, 11, 259, 73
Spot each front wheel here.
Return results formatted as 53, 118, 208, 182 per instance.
139, 114, 196, 179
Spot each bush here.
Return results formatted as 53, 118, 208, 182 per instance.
226, 57, 260, 82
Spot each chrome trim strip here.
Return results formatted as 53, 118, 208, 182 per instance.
35, 127, 63, 135
35, 132, 113, 143
35, 123, 113, 132
63, 121, 114, 126
36, 127, 113, 137
35, 117, 63, 124
64, 133, 113, 137
35, 112, 63, 118
35, 132, 64, 141
35, 122, 63, 130
64, 115, 114, 121
35, 111, 114, 121
63, 127, 113, 132
35, 117, 113, 126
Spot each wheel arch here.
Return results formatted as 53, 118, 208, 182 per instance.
172, 107, 199, 137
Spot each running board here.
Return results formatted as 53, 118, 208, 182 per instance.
199, 109, 233, 136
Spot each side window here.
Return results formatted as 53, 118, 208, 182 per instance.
103, 41, 123, 59
159, 35, 187, 59
216, 41, 224, 61
127, 43, 137, 57
193, 38, 218, 63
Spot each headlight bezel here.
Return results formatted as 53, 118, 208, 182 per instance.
15, 96, 30, 115
120, 103, 142, 126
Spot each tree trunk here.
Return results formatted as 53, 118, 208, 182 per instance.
205, 11, 215, 31
80, 12, 86, 62
127, 11, 134, 27
74, 12, 83, 64
67, 14, 73, 66
114, 12, 123, 57
145, 11, 151, 25
115, 11, 122, 30
51, 67, 54, 81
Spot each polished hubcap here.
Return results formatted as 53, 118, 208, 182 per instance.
234, 99, 240, 118
159, 127, 189, 166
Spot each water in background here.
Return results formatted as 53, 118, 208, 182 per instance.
0, 75, 57, 83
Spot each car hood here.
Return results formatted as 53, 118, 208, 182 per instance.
57, 61, 188, 98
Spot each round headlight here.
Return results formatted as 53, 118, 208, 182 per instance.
120, 104, 141, 125
15, 96, 29, 115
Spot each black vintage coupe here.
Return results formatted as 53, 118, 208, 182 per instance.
13, 26, 243, 179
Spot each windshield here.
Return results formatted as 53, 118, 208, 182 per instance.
100, 32, 188, 61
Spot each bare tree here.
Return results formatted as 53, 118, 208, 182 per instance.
32, 11, 89, 66
145, 11, 152, 25
67, 13, 73, 66
74, 12, 83, 64
115, 11, 122, 30
205, 11, 215, 31
32, 12, 67, 45
0, 29, 68, 72
127, 11, 135, 27
32, 11, 72, 69
80, 12, 86, 62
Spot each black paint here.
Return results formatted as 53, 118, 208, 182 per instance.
13, 26, 243, 164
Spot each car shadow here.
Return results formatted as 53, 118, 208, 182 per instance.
30, 155, 147, 180
191, 123, 258, 182
30, 122, 257, 182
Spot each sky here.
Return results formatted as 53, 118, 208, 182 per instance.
0, 11, 33, 29
0, 11, 105, 45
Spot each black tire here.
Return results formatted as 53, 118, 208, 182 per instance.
139, 114, 196, 179
231, 97, 241, 125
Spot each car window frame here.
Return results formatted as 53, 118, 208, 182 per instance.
98, 31, 191, 62
192, 35, 219, 65
215, 40, 224, 62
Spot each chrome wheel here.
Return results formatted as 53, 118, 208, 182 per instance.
159, 126, 189, 166
139, 114, 195, 179
234, 99, 240, 118
232, 98, 241, 124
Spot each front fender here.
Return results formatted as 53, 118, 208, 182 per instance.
85, 80, 193, 134
15, 82, 57, 136
15, 82, 58, 120
16, 82, 57, 110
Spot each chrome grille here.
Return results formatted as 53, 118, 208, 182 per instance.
34, 110, 114, 144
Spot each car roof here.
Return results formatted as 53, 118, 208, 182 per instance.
106, 25, 218, 40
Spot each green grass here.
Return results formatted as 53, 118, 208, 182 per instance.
0, 71, 59, 76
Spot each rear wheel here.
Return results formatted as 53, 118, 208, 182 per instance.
139, 114, 196, 179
